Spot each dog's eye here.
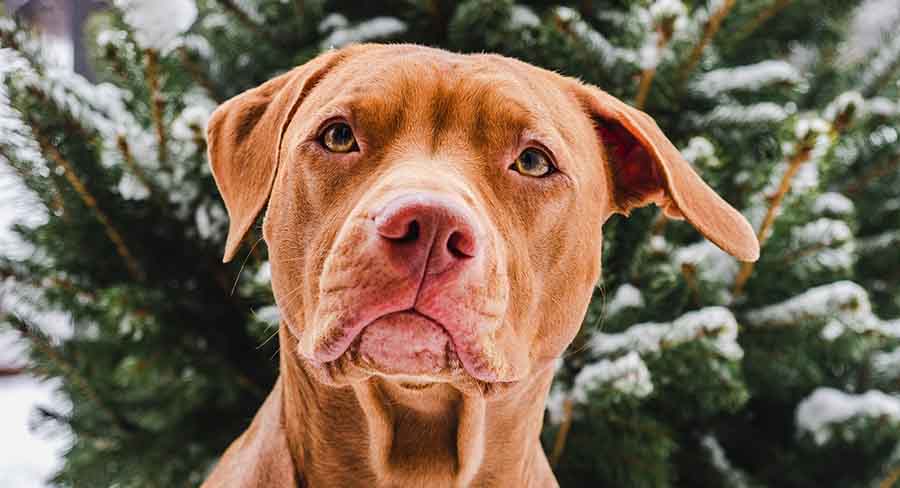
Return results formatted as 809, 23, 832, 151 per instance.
321, 122, 358, 153
511, 148, 554, 177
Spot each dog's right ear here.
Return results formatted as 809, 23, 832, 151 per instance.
206, 51, 344, 262
572, 83, 759, 262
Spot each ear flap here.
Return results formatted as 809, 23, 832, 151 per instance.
575, 84, 760, 262
206, 51, 344, 262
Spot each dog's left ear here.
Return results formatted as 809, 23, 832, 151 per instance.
574, 84, 760, 262
207, 50, 344, 262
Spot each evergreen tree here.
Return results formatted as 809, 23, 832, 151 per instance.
2, 1, 900, 486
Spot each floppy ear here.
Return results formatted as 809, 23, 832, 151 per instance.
206, 51, 344, 262
574, 84, 760, 262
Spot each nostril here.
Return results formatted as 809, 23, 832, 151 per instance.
447, 230, 476, 259
399, 220, 420, 243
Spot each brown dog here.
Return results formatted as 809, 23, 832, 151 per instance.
201, 44, 758, 487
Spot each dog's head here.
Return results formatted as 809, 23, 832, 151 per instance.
207, 44, 758, 394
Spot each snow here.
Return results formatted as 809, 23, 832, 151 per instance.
824, 91, 866, 123
253, 305, 281, 326
873, 347, 900, 378
745, 281, 871, 328
194, 202, 227, 240
859, 230, 900, 253
744, 281, 900, 340
692, 61, 802, 97
320, 17, 407, 50
680, 136, 720, 168
695, 102, 790, 126
674, 240, 739, 285
318, 13, 349, 33
545, 384, 567, 424
791, 218, 853, 247
868, 97, 899, 117
117, 173, 150, 200
591, 307, 743, 360
701, 435, 751, 488
0, 376, 71, 488
172, 103, 215, 142
605, 284, 645, 317
649, 0, 687, 23
254, 261, 272, 285
860, 29, 900, 94
638, 35, 662, 70
794, 116, 831, 141
812, 192, 854, 216
113, 0, 198, 52
796, 388, 900, 445
573, 351, 654, 401
509, 5, 541, 28
554, 7, 638, 69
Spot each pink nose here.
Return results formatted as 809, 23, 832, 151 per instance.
373, 194, 479, 276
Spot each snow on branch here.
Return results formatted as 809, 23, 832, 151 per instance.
691, 102, 790, 127
791, 218, 853, 249
796, 388, 900, 445
572, 351, 654, 401
680, 136, 721, 168
861, 32, 900, 95
674, 241, 738, 286
113, 0, 198, 53
812, 192, 855, 217
744, 281, 900, 340
0, 50, 44, 171
320, 16, 407, 50
553, 7, 638, 69
591, 307, 743, 361
691, 60, 802, 97
701, 435, 752, 488
508, 5, 541, 28
868, 97, 900, 117
858, 229, 900, 253
604, 284, 645, 317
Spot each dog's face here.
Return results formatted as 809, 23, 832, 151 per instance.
207, 45, 758, 394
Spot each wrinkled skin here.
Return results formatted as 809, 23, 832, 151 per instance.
202, 44, 758, 488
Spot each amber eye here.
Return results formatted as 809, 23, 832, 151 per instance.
321, 122, 358, 153
511, 148, 554, 177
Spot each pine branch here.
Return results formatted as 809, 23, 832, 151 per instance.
0, 366, 24, 377
676, 0, 736, 85
3, 313, 138, 434
177, 46, 221, 102
680, 262, 701, 306
116, 134, 161, 204
143, 49, 168, 167
30, 123, 146, 282
550, 396, 575, 468
735, 0, 792, 42
216, 0, 280, 45
635, 22, 675, 109
845, 154, 900, 195
732, 145, 813, 296
879, 466, 900, 488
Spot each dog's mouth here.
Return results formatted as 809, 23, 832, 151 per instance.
349, 310, 462, 376
307, 308, 508, 383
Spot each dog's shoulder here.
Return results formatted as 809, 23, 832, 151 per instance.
201, 381, 300, 487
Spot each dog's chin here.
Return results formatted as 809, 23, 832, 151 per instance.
296, 311, 521, 397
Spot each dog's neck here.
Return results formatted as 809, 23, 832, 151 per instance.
277, 327, 557, 487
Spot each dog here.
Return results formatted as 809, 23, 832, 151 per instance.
201, 43, 759, 487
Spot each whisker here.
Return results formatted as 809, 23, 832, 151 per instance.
230, 236, 265, 296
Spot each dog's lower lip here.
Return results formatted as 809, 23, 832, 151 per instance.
317, 309, 480, 376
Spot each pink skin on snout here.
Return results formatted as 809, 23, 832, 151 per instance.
307, 192, 507, 382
